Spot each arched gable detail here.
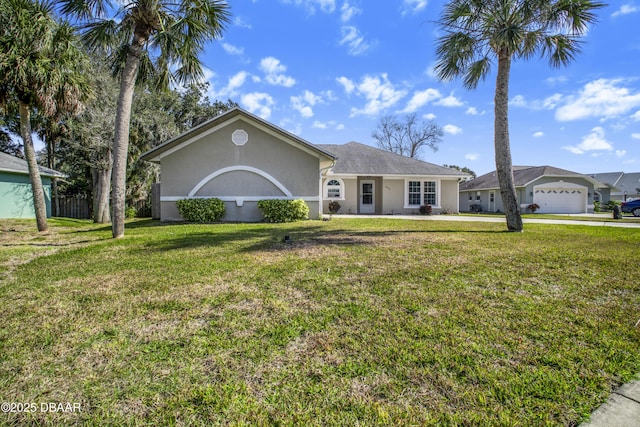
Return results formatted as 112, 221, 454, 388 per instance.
188, 165, 293, 198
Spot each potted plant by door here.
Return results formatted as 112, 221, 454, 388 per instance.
328, 200, 341, 214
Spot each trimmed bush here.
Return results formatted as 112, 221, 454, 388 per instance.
176, 198, 225, 223
257, 199, 309, 223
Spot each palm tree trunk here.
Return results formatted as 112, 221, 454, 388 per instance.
111, 38, 144, 238
494, 50, 523, 232
93, 152, 112, 224
19, 101, 48, 232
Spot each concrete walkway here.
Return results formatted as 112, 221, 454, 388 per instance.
580, 380, 640, 427
334, 212, 640, 425
331, 213, 640, 228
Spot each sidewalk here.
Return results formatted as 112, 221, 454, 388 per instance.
580, 380, 640, 427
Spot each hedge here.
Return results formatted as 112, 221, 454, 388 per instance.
176, 198, 226, 223
257, 199, 309, 223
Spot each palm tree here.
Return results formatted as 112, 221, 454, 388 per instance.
434, 0, 605, 232
59, 0, 231, 238
0, 0, 90, 231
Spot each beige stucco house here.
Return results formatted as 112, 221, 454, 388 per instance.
141, 108, 468, 222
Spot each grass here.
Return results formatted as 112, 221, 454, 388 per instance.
1, 217, 639, 426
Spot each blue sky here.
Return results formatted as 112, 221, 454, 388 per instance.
197, 0, 640, 176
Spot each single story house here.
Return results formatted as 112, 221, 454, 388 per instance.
459, 166, 608, 214
590, 172, 640, 202
0, 151, 65, 219
141, 108, 468, 222
317, 142, 467, 215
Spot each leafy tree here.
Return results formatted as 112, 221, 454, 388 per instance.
59, 0, 231, 238
444, 164, 476, 179
0, 0, 90, 231
434, 0, 604, 232
0, 128, 23, 158
372, 113, 443, 159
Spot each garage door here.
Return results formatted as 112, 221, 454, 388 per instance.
533, 183, 587, 214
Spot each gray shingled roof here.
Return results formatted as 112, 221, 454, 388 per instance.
317, 142, 467, 177
0, 151, 65, 178
591, 172, 640, 195
460, 165, 605, 191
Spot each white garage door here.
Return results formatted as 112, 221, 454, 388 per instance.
533, 183, 587, 214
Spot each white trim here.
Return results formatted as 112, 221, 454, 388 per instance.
404, 179, 441, 208
188, 165, 293, 198
323, 177, 346, 201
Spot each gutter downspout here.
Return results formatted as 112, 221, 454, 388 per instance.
319, 159, 336, 219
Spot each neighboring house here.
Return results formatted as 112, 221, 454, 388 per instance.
0, 151, 65, 219
317, 142, 468, 215
141, 108, 468, 222
590, 172, 640, 202
459, 166, 607, 214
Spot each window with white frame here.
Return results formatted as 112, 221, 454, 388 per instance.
423, 181, 436, 205
406, 180, 438, 206
325, 179, 343, 199
408, 181, 421, 205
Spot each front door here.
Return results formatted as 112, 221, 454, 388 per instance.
360, 180, 375, 214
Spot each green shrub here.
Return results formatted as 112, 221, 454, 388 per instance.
176, 198, 225, 223
257, 199, 309, 223
125, 206, 138, 219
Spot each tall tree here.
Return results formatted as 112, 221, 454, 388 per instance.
59, 0, 231, 238
0, 0, 90, 231
372, 113, 443, 159
434, 0, 604, 232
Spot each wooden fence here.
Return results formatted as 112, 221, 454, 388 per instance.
54, 195, 90, 219
53, 194, 153, 219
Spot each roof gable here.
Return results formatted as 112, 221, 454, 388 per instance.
0, 151, 65, 178
141, 107, 335, 163
317, 142, 467, 177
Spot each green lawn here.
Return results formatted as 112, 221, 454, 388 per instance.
1, 218, 639, 426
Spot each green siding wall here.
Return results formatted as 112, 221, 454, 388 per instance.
0, 172, 52, 219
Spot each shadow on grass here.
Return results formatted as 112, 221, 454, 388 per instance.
134, 220, 504, 254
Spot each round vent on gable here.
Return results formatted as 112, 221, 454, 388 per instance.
232, 129, 248, 146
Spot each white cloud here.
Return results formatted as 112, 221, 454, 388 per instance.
339, 26, 371, 56
259, 57, 296, 87
465, 153, 479, 161
211, 71, 248, 98
555, 79, 640, 122
466, 107, 478, 115
423, 113, 436, 120
282, 0, 336, 14
222, 43, 244, 56
241, 92, 275, 119
233, 17, 252, 29
402, 0, 428, 15
612, 4, 639, 17
340, 2, 361, 22
349, 73, 408, 116
435, 94, 464, 107
510, 95, 527, 107
533, 131, 544, 138
545, 76, 568, 85
562, 127, 614, 154
401, 88, 441, 113
291, 90, 322, 118
632, 111, 640, 121
616, 150, 627, 158
336, 76, 355, 94
313, 120, 343, 130
632, 133, 640, 140
443, 124, 463, 135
